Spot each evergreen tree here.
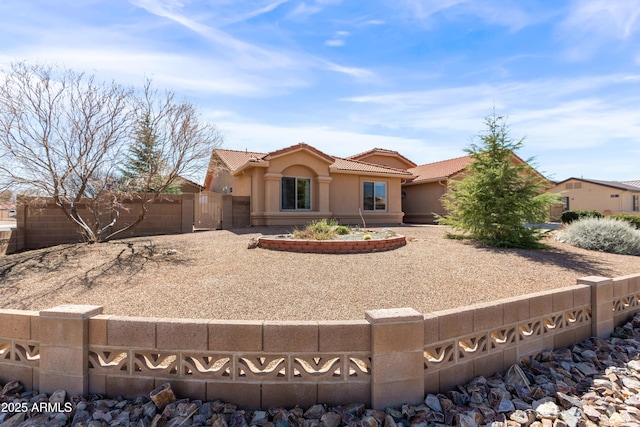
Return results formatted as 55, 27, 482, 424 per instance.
120, 112, 179, 193
437, 112, 558, 248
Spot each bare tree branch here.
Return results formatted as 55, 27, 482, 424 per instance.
0, 63, 222, 243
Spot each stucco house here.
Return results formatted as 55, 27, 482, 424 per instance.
204, 143, 412, 226
547, 178, 640, 215
400, 156, 474, 224
397, 155, 551, 224
173, 176, 205, 194
0, 202, 16, 219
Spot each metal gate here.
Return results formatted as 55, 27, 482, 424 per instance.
194, 191, 222, 229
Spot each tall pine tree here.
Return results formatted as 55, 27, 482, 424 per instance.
437, 112, 558, 248
120, 112, 179, 193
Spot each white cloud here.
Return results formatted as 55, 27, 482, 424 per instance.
223, 0, 291, 24
321, 61, 374, 79
342, 75, 640, 156
324, 30, 349, 47
558, 0, 640, 59
396, 0, 552, 31
325, 39, 345, 47
561, 0, 640, 40
215, 119, 457, 165
127, 0, 374, 83
0, 48, 308, 97
285, 2, 323, 20
398, 0, 468, 21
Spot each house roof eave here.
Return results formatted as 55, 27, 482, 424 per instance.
230, 160, 271, 176
329, 168, 412, 178
554, 177, 640, 192
402, 177, 449, 186
264, 143, 335, 164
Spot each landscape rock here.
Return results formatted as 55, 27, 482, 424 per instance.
150, 382, 176, 410
424, 394, 442, 413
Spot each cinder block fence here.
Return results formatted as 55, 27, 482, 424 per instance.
0, 274, 638, 410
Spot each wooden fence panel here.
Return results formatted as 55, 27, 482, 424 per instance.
194, 191, 222, 229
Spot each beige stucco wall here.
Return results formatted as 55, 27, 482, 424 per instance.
547, 179, 639, 213
219, 149, 405, 226
402, 181, 447, 224
355, 153, 411, 170
268, 152, 331, 177
207, 168, 234, 193
329, 173, 404, 225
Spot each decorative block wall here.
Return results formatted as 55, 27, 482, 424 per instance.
0, 273, 638, 410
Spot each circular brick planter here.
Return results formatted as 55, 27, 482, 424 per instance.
257, 235, 406, 254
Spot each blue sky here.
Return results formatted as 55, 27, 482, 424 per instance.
0, 0, 639, 182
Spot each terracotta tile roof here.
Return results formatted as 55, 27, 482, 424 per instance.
212, 149, 267, 171
211, 146, 411, 177
557, 178, 640, 192
348, 148, 417, 168
331, 158, 413, 176
406, 156, 474, 184
174, 175, 205, 189
264, 143, 334, 163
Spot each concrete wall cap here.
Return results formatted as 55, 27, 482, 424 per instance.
0, 309, 39, 316
40, 305, 103, 319
577, 276, 613, 284
318, 319, 370, 326
365, 307, 422, 323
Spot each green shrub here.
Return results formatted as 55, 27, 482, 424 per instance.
335, 225, 351, 235
293, 219, 336, 240
558, 218, 640, 255
436, 112, 559, 249
560, 210, 604, 224
610, 214, 640, 229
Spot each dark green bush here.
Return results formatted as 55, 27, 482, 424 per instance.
560, 210, 604, 224
610, 214, 640, 229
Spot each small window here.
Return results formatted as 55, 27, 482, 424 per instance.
565, 183, 574, 189
610, 194, 619, 198
634, 195, 639, 212
281, 177, 311, 210
363, 181, 387, 211
561, 197, 570, 211
574, 182, 582, 189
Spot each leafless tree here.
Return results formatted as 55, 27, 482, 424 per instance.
0, 63, 222, 242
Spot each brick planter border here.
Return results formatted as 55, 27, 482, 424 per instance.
257, 235, 406, 254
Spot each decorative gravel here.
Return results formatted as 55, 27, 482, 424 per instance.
1, 225, 639, 321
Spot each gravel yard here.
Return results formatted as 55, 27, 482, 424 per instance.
1, 225, 639, 321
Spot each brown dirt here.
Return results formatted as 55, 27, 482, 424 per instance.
1, 225, 639, 321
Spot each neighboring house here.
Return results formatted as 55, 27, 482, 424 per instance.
547, 178, 640, 215
204, 143, 412, 226
0, 203, 16, 219
173, 176, 205, 193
